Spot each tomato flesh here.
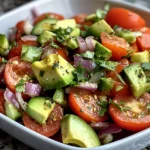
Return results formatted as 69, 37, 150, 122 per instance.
0, 89, 5, 114
105, 8, 146, 30
23, 104, 63, 137
68, 90, 109, 122
109, 95, 150, 131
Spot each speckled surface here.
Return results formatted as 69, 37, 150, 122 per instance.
0, 0, 150, 150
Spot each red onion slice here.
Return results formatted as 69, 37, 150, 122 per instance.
90, 122, 112, 131
24, 82, 41, 97
75, 82, 98, 91
85, 36, 95, 51
74, 55, 96, 71
31, 7, 39, 20
4, 88, 20, 109
23, 20, 33, 35
16, 92, 27, 111
77, 36, 88, 53
41, 46, 56, 59
21, 35, 37, 42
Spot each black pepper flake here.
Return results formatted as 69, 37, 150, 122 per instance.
80, 109, 84, 112
52, 61, 59, 69
39, 70, 45, 77
66, 69, 69, 74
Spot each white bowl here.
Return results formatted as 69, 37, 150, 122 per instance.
0, 0, 150, 150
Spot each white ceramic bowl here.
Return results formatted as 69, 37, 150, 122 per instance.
0, 0, 150, 150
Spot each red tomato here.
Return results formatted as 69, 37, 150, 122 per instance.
0, 89, 5, 114
101, 32, 129, 61
15, 21, 25, 41
23, 104, 63, 137
131, 42, 139, 53
72, 14, 87, 24
105, 8, 146, 30
136, 28, 150, 51
109, 95, 150, 131
8, 40, 38, 60
68, 90, 109, 122
4, 57, 34, 93
34, 13, 64, 24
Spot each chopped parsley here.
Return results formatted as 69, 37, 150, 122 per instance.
98, 100, 109, 116
147, 103, 150, 111
1, 57, 7, 64
80, 51, 94, 59
39, 70, 45, 77
141, 63, 150, 71
52, 61, 59, 69
15, 79, 25, 92
50, 41, 59, 49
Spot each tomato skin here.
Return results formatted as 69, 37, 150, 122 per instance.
0, 89, 5, 114
34, 13, 64, 24
131, 42, 139, 53
105, 8, 146, 30
23, 104, 63, 137
101, 32, 129, 61
109, 95, 150, 131
8, 40, 39, 60
68, 90, 109, 122
136, 28, 150, 51
72, 14, 87, 24
4, 57, 34, 93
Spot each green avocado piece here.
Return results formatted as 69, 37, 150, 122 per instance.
124, 64, 150, 98
32, 54, 75, 90
70, 28, 80, 37
26, 97, 55, 125
5, 101, 21, 120
31, 18, 57, 35
53, 19, 76, 30
61, 114, 100, 148
94, 41, 112, 60
62, 37, 78, 49
85, 14, 96, 21
21, 45, 43, 63
53, 88, 67, 107
38, 31, 56, 44
89, 19, 114, 38
98, 77, 114, 94
0, 34, 9, 56
131, 51, 150, 63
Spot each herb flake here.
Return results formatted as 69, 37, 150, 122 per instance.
16, 79, 25, 92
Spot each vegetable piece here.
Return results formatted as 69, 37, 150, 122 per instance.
89, 19, 114, 38
105, 8, 146, 30
4, 101, 21, 120
21, 35, 37, 42
21, 45, 43, 63
101, 32, 129, 60
85, 36, 95, 51
68, 90, 109, 122
61, 114, 100, 148
77, 37, 88, 53
8, 40, 38, 59
109, 95, 150, 131
0, 34, 9, 56
124, 64, 150, 98
53, 88, 67, 106
23, 104, 63, 137
0, 89, 5, 114
4, 56, 34, 92
34, 12, 64, 24
72, 14, 87, 24
136, 28, 150, 51
32, 54, 75, 90
31, 18, 57, 35
23, 20, 33, 35
130, 51, 150, 63
26, 97, 55, 124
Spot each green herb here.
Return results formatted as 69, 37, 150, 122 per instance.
80, 51, 94, 59
39, 70, 45, 77
80, 30, 88, 38
141, 63, 150, 71
115, 85, 123, 91
147, 103, 150, 111
1, 57, 7, 63
99, 100, 108, 116
66, 27, 73, 34
50, 41, 59, 49
16, 79, 25, 92
52, 61, 59, 69
109, 100, 123, 112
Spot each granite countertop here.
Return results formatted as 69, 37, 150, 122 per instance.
0, 0, 150, 150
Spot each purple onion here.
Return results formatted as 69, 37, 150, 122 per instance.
77, 36, 88, 53
4, 88, 20, 109
75, 82, 98, 91
41, 46, 56, 59
90, 122, 112, 131
24, 82, 41, 97
21, 35, 37, 42
85, 36, 95, 51
31, 7, 40, 20
74, 55, 96, 71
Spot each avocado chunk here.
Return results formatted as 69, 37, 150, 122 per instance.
94, 41, 112, 60
131, 51, 150, 63
85, 14, 96, 21
5, 101, 21, 120
98, 77, 114, 94
54, 19, 76, 30
21, 45, 43, 63
26, 97, 55, 124
61, 114, 100, 148
32, 54, 75, 90
53, 88, 67, 106
38, 31, 56, 44
70, 28, 80, 37
0, 34, 9, 56
62, 37, 78, 49
31, 18, 57, 35
124, 64, 150, 98
89, 19, 114, 38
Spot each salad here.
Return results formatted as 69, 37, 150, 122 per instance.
0, 4, 150, 148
